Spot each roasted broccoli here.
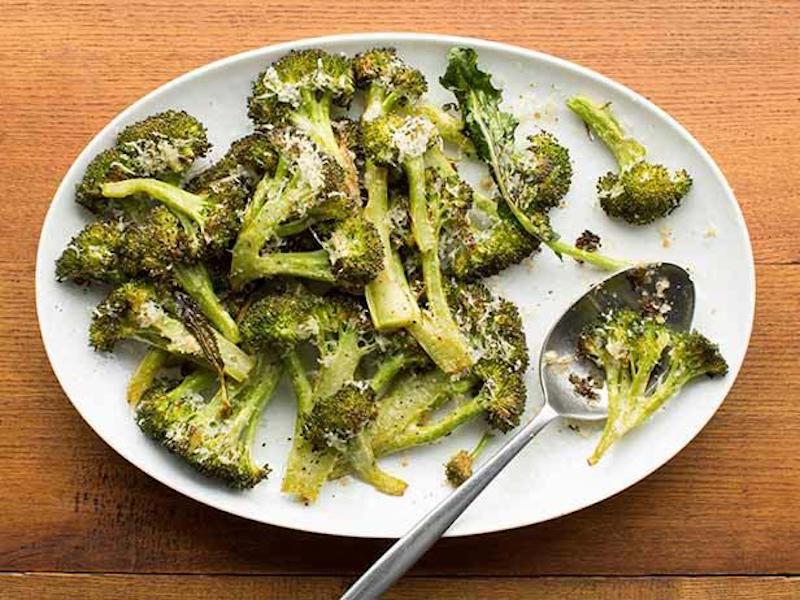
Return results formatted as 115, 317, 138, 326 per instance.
76, 110, 210, 214
230, 128, 381, 290
440, 47, 628, 271
363, 113, 473, 373
567, 96, 692, 224
424, 143, 539, 280
60, 117, 270, 342
248, 48, 359, 195
135, 354, 282, 488
55, 46, 730, 505
90, 282, 254, 381
241, 289, 407, 500
355, 48, 426, 330
579, 309, 727, 464
329, 282, 529, 472
445, 432, 493, 487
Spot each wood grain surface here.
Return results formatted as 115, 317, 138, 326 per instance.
1, 0, 798, 598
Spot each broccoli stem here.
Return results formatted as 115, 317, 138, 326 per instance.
381, 396, 484, 455
369, 353, 417, 396
588, 362, 625, 465
546, 238, 630, 271
415, 102, 476, 156
404, 157, 436, 252
363, 161, 420, 330
293, 90, 359, 197
237, 355, 284, 450
171, 369, 219, 399
240, 250, 335, 285
566, 96, 646, 170
313, 328, 365, 398
281, 351, 339, 503
470, 432, 493, 460
231, 169, 316, 289
127, 348, 169, 405
293, 90, 342, 163
369, 372, 476, 456
346, 433, 407, 496
173, 264, 239, 343
102, 179, 208, 228
404, 157, 474, 373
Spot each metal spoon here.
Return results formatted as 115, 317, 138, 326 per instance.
341, 263, 695, 600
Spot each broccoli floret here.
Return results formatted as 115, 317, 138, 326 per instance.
354, 47, 428, 119
363, 113, 474, 373
55, 218, 131, 284
123, 205, 200, 277
514, 132, 574, 212
303, 383, 377, 450
340, 284, 529, 466
441, 48, 628, 271
323, 215, 384, 288
186, 133, 277, 193
355, 48, 428, 330
445, 432, 493, 487
424, 144, 539, 280
100, 176, 248, 254
228, 129, 376, 290
579, 309, 727, 464
90, 282, 254, 381
567, 96, 692, 225
248, 49, 358, 194
76, 111, 210, 214
241, 290, 409, 499
136, 355, 282, 488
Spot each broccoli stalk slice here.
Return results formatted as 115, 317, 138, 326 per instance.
345, 432, 408, 496
173, 264, 239, 343
281, 328, 367, 503
281, 350, 340, 504
404, 157, 474, 373
363, 161, 420, 330
369, 371, 477, 456
244, 250, 337, 284
565, 96, 645, 170
127, 348, 169, 406
440, 48, 628, 272
101, 178, 210, 228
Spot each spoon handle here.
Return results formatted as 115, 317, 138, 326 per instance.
341, 404, 559, 600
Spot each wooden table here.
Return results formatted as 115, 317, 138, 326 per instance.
2, 1, 798, 598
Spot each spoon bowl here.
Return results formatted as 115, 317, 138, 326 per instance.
540, 262, 695, 421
